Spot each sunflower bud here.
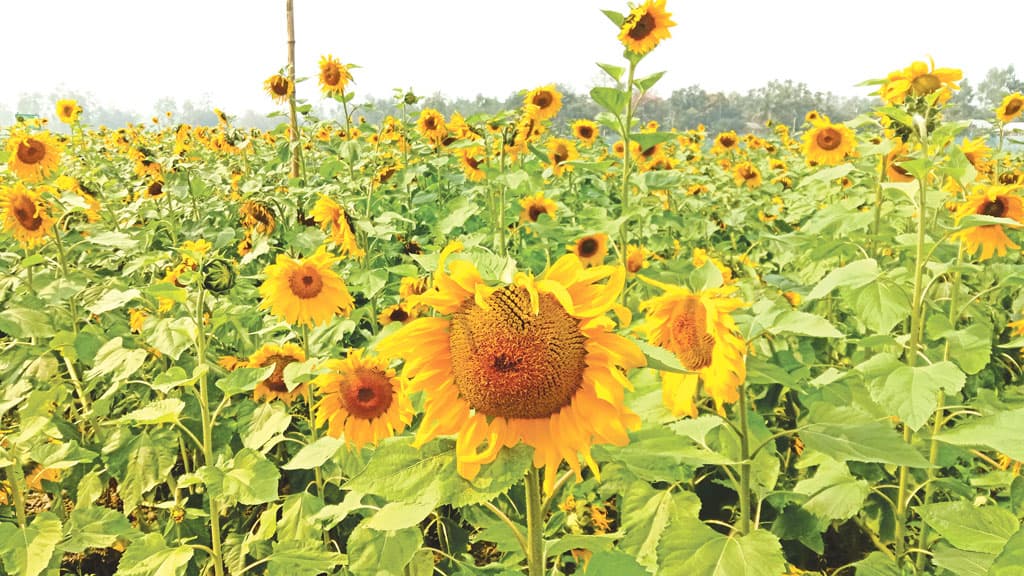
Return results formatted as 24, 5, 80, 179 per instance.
403, 91, 418, 105
202, 257, 236, 294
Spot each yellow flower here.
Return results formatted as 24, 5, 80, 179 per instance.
318, 54, 352, 96
960, 137, 993, 175
997, 93, 1024, 123
56, 99, 82, 124
639, 278, 748, 417
416, 108, 447, 143
258, 247, 355, 327
545, 137, 579, 177
264, 73, 293, 104
572, 119, 599, 147
733, 162, 762, 188
378, 243, 644, 492
618, 0, 676, 55
377, 302, 419, 326
952, 184, 1024, 260
692, 248, 733, 284
802, 117, 857, 166
457, 146, 487, 182
129, 308, 148, 334
314, 348, 414, 449
0, 182, 55, 249
247, 342, 308, 404
519, 191, 557, 223
239, 200, 276, 235
310, 194, 364, 258
568, 233, 609, 267
711, 131, 739, 154
626, 244, 649, 275
5, 131, 63, 182
879, 58, 961, 105
524, 85, 563, 122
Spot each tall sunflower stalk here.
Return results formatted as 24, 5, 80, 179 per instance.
285, 0, 303, 182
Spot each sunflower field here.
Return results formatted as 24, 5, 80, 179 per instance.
3, 2, 1024, 575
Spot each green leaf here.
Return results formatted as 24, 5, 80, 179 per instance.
797, 162, 855, 187
794, 460, 869, 522
806, 259, 879, 300
200, 448, 280, 505
310, 490, 370, 531
61, 506, 140, 553
629, 132, 677, 151
800, 420, 930, 467
116, 533, 194, 576
0, 307, 56, 338
575, 550, 648, 576
242, 402, 291, 452
266, 540, 346, 576
119, 398, 185, 425
86, 231, 139, 249
108, 429, 179, 515
545, 533, 620, 559
283, 436, 344, 470
601, 9, 624, 26
656, 516, 720, 574
0, 512, 62, 576
591, 87, 629, 115
216, 365, 275, 396
634, 71, 666, 92
150, 366, 197, 393
931, 543, 994, 576
942, 323, 992, 375
366, 499, 438, 531
144, 282, 187, 304
597, 62, 625, 82
147, 317, 196, 361
436, 195, 479, 235
595, 427, 731, 483
867, 362, 966, 431
853, 551, 902, 575
87, 287, 141, 315
769, 311, 843, 338
346, 522, 421, 576
915, 501, 1019, 554
85, 337, 148, 382
619, 486, 674, 571
990, 526, 1024, 575
634, 340, 688, 374
936, 408, 1024, 461
848, 280, 911, 334
671, 528, 787, 576
771, 505, 824, 554
278, 492, 324, 542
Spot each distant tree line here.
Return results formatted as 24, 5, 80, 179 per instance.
2, 66, 1020, 136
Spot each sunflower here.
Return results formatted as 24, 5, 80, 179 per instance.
733, 162, 762, 188
5, 131, 63, 182
711, 131, 739, 154
618, 0, 676, 55
314, 348, 414, 449
997, 93, 1024, 123
572, 119, 599, 147
639, 278, 747, 417
879, 58, 962, 105
1, 182, 55, 249
519, 191, 557, 223
626, 244, 650, 274
318, 54, 352, 96
143, 179, 165, 200
400, 275, 431, 300
310, 194, 364, 258
952, 184, 1024, 260
240, 199, 276, 235
247, 342, 308, 403
258, 247, 355, 327
884, 140, 915, 182
56, 99, 82, 124
524, 85, 563, 122
545, 137, 578, 177
458, 147, 487, 182
377, 242, 644, 491
263, 73, 293, 104
569, 233, 609, 267
416, 108, 447, 143
802, 117, 857, 166
959, 137, 993, 175
378, 302, 419, 326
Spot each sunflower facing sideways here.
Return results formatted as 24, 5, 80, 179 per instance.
314, 348, 414, 449
879, 58, 961, 105
378, 242, 645, 492
952, 184, 1024, 261
263, 73, 294, 104
617, 0, 676, 55
5, 131, 63, 182
247, 342, 308, 404
1, 182, 56, 249
519, 191, 557, 223
639, 278, 748, 418
318, 54, 353, 96
310, 194, 364, 258
801, 114, 857, 166
258, 246, 355, 327
997, 93, 1024, 124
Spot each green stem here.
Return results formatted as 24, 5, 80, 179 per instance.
619, 61, 637, 271
524, 467, 545, 576
737, 386, 752, 536
51, 224, 79, 336
300, 325, 330, 547
195, 286, 225, 576
870, 158, 886, 253
8, 453, 27, 528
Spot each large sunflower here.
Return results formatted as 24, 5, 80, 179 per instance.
416, 108, 447, 143
959, 137, 993, 175
258, 247, 355, 327
247, 342, 308, 404
314, 348, 414, 449
457, 146, 487, 182
310, 194, 364, 258
0, 182, 55, 249
572, 119, 599, 147
56, 99, 82, 124
318, 54, 352, 96
879, 58, 961, 105
802, 117, 857, 166
524, 85, 563, 122
5, 131, 63, 182
618, 0, 676, 55
997, 93, 1024, 124
569, 233, 609, 267
264, 73, 294, 104
519, 191, 557, 223
545, 137, 579, 177
378, 243, 644, 491
639, 278, 747, 417
952, 184, 1024, 260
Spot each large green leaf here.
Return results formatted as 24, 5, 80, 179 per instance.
86, 287, 141, 315
806, 259, 879, 300
283, 436, 344, 470
346, 522, 421, 576
147, 317, 196, 361
915, 501, 1019, 554
0, 307, 56, 338
848, 280, 911, 334
941, 323, 992, 375
769, 311, 843, 338
664, 528, 787, 576
794, 459, 869, 522
107, 428, 178, 515
199, 448, 280, 505
84, 337, 148, 382
800, 420, 930, 467
989, 526, 1024, 576
590, 86, 628, 115
867, 362, 966, 431
853, 551, 902, 575
61, 506, 140, 553
119, 398, 185, 425
931, 543, 993, 576
242, 402, 291, 452
0, 512, 62, 576
278, 492, 324, 542
936, 408, 1024, 461
266, 540, 346, 576
116, 533, 194, 576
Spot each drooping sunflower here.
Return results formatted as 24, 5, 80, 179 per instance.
569, 233, 609, 267
314, 348, 414, 449
997, 93, 1024, 124
56, 99, 82, 124
318, 54, 352, 96
884, 139, 915, 182
310, 194, 364, 258
639, 278, 747, 417
879, 58, 962, 105
524, 85, 563, 122
618, 0, 676, 55
258, 246, 355, 327
733, 162, 762, 188
0, 182, 55, 249
5, 131, 63, 182
264, 73, 294, 104
457, 147, 487, 182
416, 108, 447, 143
239, 199, 276, 235
519, 191, 557, 223
545, 137, 579, 177
959, 137, 994, 175
952, 184, 1024, 260
247, 342, 308, 404
802, 117, 857, 166
572, 119, 599, 147
377, 243, 644, 491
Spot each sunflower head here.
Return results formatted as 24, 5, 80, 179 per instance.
617, 0, 676, 55
416, 108, 448, 143
240, 199, 276, 235
264, 73, 294, 104
248, 343, 308, 404
519, 191, 557, 224
952, 184, 1024, 260
711, 131, 739, 154
572, 119, 599, 146
997, 93, 1024, 124
5, 131, 63, 182
569, 233, 609, 267
802, 118, 857, 166
879, 58, 962, 106
258, 247, 355, 327
319, 54, 353, 96
458, 147, 487, 182
310, 194, 363, 258
524, 85, 563, 122
1, 182, 56, 249
733, 162, 762, 188
545, 137, 579, 176
56, 99, 82, 124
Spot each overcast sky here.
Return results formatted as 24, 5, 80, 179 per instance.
3, 1, 1018, 115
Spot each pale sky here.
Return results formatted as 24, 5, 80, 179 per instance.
3, 1, 1018, 116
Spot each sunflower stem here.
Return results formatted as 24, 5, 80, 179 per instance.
195, 284, 225, 576
7, 449, 27, 529
300, 325, 331, 547
737, 386, 752, 536
525, 466, 545, 576
285, 0, 303, 183
619, 60, 637, 283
